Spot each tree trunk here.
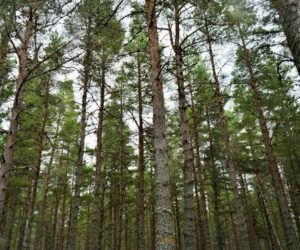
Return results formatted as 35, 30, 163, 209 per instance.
0, 2, 37, 221
16, 188, 31, 250
274, 0, 300, 75
56, 170, 68, 250
0, 192, 16, 250
115, 85, 125, 250
189, 84, 211, 250
205, 19, 250, 250
239, 29, 300, 250
173, 188, 182, 250
67, 46, 90, 250
205, 109, 224, 250
171, 2, 196, 249
0, 22, 11, 106
256, 174, 283, 250
137, 52, 146, 250
145, 0, 175, 249
239, 173, 259, 250
90, 62, 106, 250
34, 114, 61, 250
22, 80, 50, 250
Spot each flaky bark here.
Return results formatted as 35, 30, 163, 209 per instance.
146, 0, 175, 249
274, 0, 300, 74
239, 28, 300, 250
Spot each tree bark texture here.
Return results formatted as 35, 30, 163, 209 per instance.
146, 0, 175, 249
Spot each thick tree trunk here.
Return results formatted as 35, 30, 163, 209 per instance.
67, 48, 90, 250
274, 0, 300, 75
205, 20, 250, 250
0, 2, 37, 221
90, 62, 106, 250
137, 52, 146, 250
145, 0, 175, 249
239, 29, 300, 250
171, 2, 196, 249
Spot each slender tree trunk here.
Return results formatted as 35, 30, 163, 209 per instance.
239, 29, 300, 250
192, 162, 203, 250
169, 2, 197, 249
137, 52, 146, 250
256, 175, 283, 250
108, 184, 113, 250
274, 0, 300, 75
34, 114, 61, 250
150, 164, 156, 250
189, 84, 211, 250
205, 19, 250, 250
0, 23, 11, 106
205, 109, 224, 250
0, 192, 16, 250
223, 179, 238, 250
239, 173, 259, 250
285, 152, 300, 236
98, 169, 106, 249
0, 2, 37, 221
45, 194, 55, 250
247, 132, 282, 249
56, 170, 68, 250
16, 188, 30, 250
85, 195, 91, 250
23, 80, 50, 250
115, 83, 125, 250
173, 188, 182, 250
67, 45, 90, 250
90, 62, 106, 250
49, 176, 62, 250
145, 0, 175, 249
